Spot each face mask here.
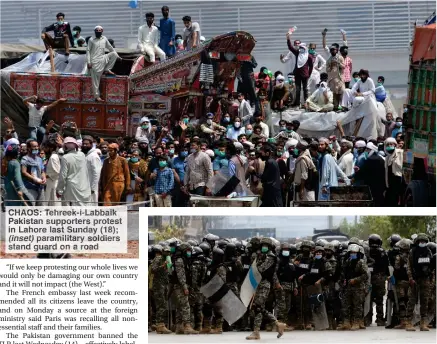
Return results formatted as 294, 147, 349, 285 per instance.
168, 149, 175, 155
395, 122, 402, 127
183, 118, 189, 124
386, 146, 395, 154
224, 117, 230, 123
293, 148, 299, 156
180, 151, 188, 158
186, 252, 192, 258
377, 82, 383, 86
360, 77, 367, 82
288, 78, 294, 84
95, 31, 103, 38
170, 247, 176, 253
159, 161, 167, 168
308, 49, 315, 55
57, 21, 64, 25
350, 253, 357, 259
353, 77, 359, 82
282, 251, 290, 257
418, 243, 426, 248
364, 151, 369, 159
218, 151, 226, 158
261, 246, 268, 253
32, 149, 39, 155
315, 254, 322, 260
190, 148, 197, 154
72, 30, 77, 35
277, 151, 282, 157
329, 143, 333, 149
234, 122, 241, 128
353, 148, 358, 156
130, 157, 139, 163
246, 130, 253, 136
142, 124, 149, 129
207, 119, 212, 125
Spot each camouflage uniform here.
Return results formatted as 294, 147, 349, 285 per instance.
393, 253, 410, 323
324, 255, 338, 329
252, 253, 279, 331
367, 248, 389, 324
190, 258, 206, 329
406, 245, 432, 328
202, 264, 227, 332
294, 253, 313, 328
341, 258, 369, 327
151, 254, 169, 324
173, 256, 192, 325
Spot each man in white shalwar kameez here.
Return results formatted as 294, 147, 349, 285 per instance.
341, 69, 375, 109
307, 43, 326, 93
86, 26, 119, 102
81, 136, 102, 206
336, 140, 354, 177
138, 12, 166, 62
56, 137, 91, 206
305, 81, 334, 112
318, 137, 350, 201
44, 143, 61, 206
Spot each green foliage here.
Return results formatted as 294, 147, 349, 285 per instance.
339, 216, 436, 248
150, 225, 186, 242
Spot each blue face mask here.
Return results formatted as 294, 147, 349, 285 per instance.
223, 117, 230, 123
315, 254, 322, 260
350, 253, 357, 259
395, 122, 402, 127
282, 250, 290, 257
418, 243, 426, 248
130, 157, 139, 163
58, 21, 64, 25
169, 149, 175, 155
246, 130, 253, 136
32, 149, 39, 155
180, 151, 188, 158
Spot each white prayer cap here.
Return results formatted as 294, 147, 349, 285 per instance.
355, 140, 366, 148
205, 149, 215, 158
385, 137, 397, 146
94, 25, 103, 30
319, 137, 330, 144
64, 137, 78, 147
234, 142, 244, 151
4, 138, 19, 148
286, 138, 298, 149
366, 142, 378, 152
200, 36, 206, 42
299, 42, 307, 48
276, 75, 285, 81
140, 116, 150, 124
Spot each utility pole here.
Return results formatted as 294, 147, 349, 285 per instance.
328, 216, 333, 229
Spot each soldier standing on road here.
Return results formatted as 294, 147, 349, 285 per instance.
405, 233, 433, 331
324, 243, 339, 330
367, 234, 390, 326
190, 246, 206, 332
294, 240, 313, 330
276, 243, 298, 331
246, 237, 286, 340
392, 239, 412, 329
201, 247, 227, 334
151, 245, 172, 334
338, 244, 368, 331
169, 242, 199, 334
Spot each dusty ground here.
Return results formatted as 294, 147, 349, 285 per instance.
0, 240, 139, 259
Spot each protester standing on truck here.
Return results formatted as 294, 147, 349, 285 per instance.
138, 13, 166, 63
159, 6, 176, 57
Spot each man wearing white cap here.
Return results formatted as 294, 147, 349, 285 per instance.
353, 140, 367, 175
86, 25, 120, 102
271, 74, 290, 111
384, 137, 403, 206
135, 117, 152, 142
305, 81, 334, 112
56, 137, 91, 206
337, 140, 354, 177
138, 13, 166, 63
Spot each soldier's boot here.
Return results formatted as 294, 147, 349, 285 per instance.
200, 319, 211, 334
327, 316, 334, 330
338, 320, 351, 331
194, 322, 202, 332
210, 320, 223, 334
276, 321, 286, 338
183, 323, 199, 334
394, 320, 406, 329
156, 323, 172, 334
246, 330, 260, 340
350, 321, 360, 331
359, 319, 366, 329
420, 319, 430, 331
405, 321, 416, 331
376, 319, 385, 327
175, 324, 185, 334
151, 324, 157, 331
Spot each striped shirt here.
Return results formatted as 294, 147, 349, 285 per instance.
184, 151, 213, 189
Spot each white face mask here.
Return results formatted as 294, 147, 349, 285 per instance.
207, 119, 212, 125
282, 251, 290, 257
234, 122, 241, 128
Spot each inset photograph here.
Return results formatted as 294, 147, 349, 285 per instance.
148, 215, 436, 342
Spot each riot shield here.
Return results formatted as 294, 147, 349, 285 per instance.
200, 274, 247, 325
240, 258, 261, 307
386, 298, 393, 326
307, 284, 329, 330
363, 269, 372, 316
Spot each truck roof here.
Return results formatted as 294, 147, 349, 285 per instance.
412, 23, 436, 63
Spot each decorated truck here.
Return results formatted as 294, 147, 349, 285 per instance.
402, 21, 436, 206
2, 31, 255, 138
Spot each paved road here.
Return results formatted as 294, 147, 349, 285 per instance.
149, 326, 436, 343
0, 210, 139, 241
